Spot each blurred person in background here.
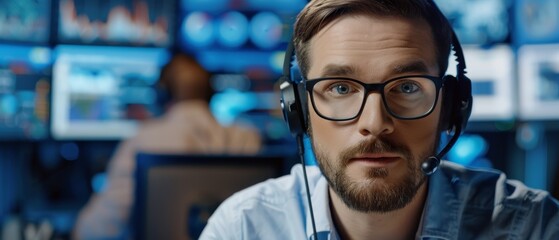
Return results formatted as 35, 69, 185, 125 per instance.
72, 53, 262, 239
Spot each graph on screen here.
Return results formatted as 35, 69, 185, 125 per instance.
0, 0, 51, 44
58, 0, 175, 47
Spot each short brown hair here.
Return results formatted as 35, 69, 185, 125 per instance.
293, 0, 452, 78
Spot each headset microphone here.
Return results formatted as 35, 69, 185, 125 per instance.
421, 123, 463, 175
421, 28, 472, 176
421, 157, 440, 176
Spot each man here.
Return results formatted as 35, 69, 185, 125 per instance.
200, 0, 559, 239
73, 53, 262, 239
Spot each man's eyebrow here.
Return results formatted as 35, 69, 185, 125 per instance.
390, 60, 430, 75
320, 64, 357, 77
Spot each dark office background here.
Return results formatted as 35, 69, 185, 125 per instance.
0, 0, 558, 239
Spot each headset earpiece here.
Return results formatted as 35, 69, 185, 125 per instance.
279, 76, 307, 136
440, 73, 472, 133
457, 74, 473, 131
441, 75, 457, 131
440, 31, 473, 133
278, 39, 309, 136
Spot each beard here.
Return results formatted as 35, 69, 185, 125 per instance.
310, 133, 435, 213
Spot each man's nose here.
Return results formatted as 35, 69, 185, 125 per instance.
356, 93, 394, 137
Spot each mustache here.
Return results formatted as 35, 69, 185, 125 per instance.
338, 138, 412, 166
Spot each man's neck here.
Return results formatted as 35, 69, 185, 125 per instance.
329, 182, 428, 240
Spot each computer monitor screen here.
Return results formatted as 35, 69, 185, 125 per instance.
446, 45, 515, 121
514, 0, 559, 45
57, 0, 176, 47
178, 0, 306, 79
0, 0, 51, 44
133, 153, 287, 240
434, 0, 511, 45
518, 44, 559, 120
51, 45, 169, 139
0, 44, 51, 140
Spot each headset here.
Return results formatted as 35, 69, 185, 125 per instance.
278, 11, 473, 176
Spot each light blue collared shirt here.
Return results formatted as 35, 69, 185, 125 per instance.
200, 161, 559, 240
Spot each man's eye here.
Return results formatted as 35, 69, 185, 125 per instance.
399, 82, 420, 93
332, 84, 351, 94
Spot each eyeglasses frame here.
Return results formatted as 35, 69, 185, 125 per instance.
303, 75, 444, 121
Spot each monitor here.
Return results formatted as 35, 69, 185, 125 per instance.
51, 45, 170, 140
0, 44, 51, 140
446, 45, 515, 121
514, 0, 559, 45
57, 0, 176, 47
178, 0, 306, 78
0, 0, 52, 44
434, 0, 511, 45
133, 152, 288, 240
518, 44, 559, 120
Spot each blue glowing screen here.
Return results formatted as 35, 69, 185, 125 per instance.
434, 0, 511, 45
57, 0, 176, 47
514, 0, 559, 45
0, 44, 52, 140
0, 0, 51, 44
537, 62, 559, 101
52, 45, 169, 139
178, 0, 306, 75
447, 134, 493, 169
472, 80, 495, 96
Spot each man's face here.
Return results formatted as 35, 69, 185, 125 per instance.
307, 14, 442, 212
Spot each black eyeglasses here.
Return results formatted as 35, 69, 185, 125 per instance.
304, 75, 443, 121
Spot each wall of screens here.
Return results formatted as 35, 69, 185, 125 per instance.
435, 0, 559, 192
0, 0, 177, 140
0, 0, 559, 141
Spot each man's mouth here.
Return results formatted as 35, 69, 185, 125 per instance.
349, 153, 402, 167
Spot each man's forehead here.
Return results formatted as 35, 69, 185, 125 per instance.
307, 15, 439, 78
311, 13, 431, 40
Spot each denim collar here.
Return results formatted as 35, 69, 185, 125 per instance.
417, 162, 462, 239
